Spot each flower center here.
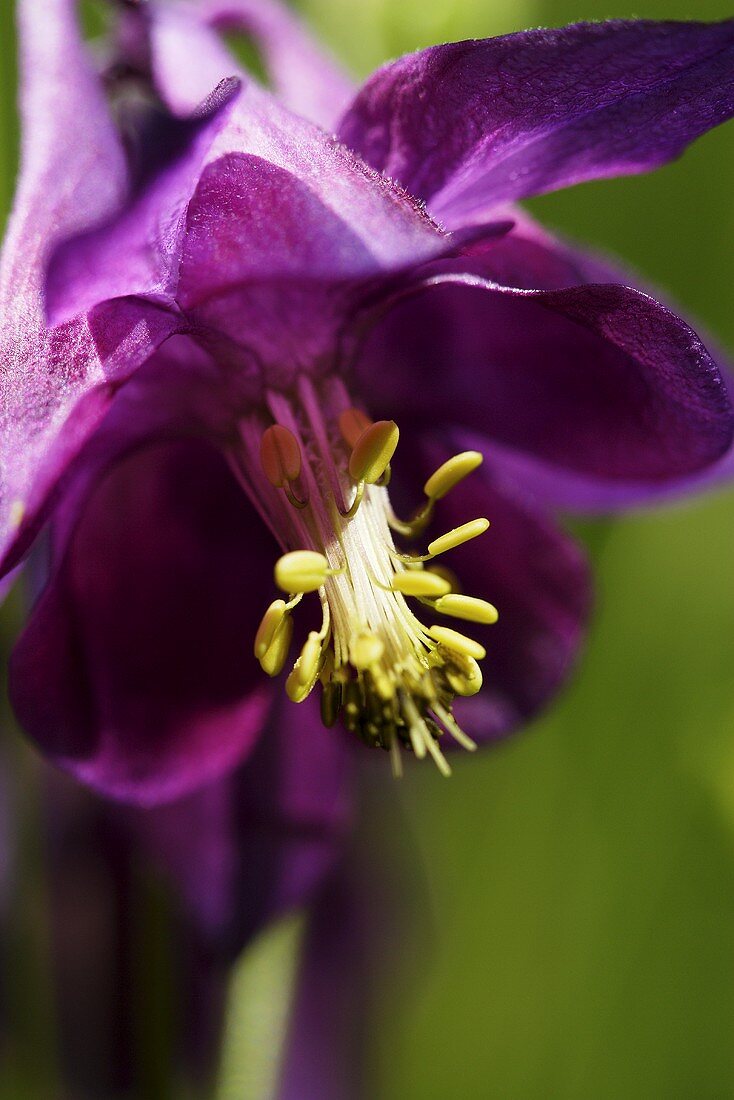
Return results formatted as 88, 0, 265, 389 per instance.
230, 376, 497, 777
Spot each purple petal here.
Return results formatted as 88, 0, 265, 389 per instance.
449, 220, 734, 510
338, 20, 734, 226
10, 439, 274, 805
355, 268, 733, 484
146, 0, 354, 127
175, 150, 444, 379
416, 440, 592, 743
0, 0, 132, 574
127, 697, 353, 955
46, 80, 240, 327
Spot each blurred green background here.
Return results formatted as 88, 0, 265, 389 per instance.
2, 1, 734, 1097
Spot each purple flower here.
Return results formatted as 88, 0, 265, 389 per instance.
2, 0, 734, 831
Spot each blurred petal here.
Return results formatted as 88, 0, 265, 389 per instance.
356, 272, 733, 484
147, 0, 354, 127
338, 20, 734, 226
10, 439, 274, 805
128, 697, 354, 957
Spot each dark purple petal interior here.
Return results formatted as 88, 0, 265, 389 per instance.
355, 269, 733, 483
10, 439, 275, 805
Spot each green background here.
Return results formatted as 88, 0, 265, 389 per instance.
2, 1, 734, 1097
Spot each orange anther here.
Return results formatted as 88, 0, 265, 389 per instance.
260, 424, 302, 488
338, 407, 373, 449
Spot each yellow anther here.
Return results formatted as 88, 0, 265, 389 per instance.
426, 564, 460, 592
391, 571, 451, 598
295, 631, 323, 687
423, 451, 483, 500
285, 666, 316, 703
429, 625, 486, 661
434, 594, 499, 624
254, 599, 287, 659
260, 424, 302, 487
9, 500, 25, 528
338, 407, 372, 449
259, 614, 294, 676
348, 420, 399, 484
445, 656, 483, 697
274, 550, 330, 594
350, 632, 385, 670
427, 517, 489, 558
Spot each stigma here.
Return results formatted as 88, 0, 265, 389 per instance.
231, 377, 497, 778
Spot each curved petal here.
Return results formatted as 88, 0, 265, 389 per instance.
412, 439, 592, 744
0, 0, 131, 574
449, 220, 734, 510
47, 60, 446, 378
355, 271, 733, 485
46, 79, 240, 327
127, 696, 354, 957
10, 438, 275, 806
338, 20, 734, 227
145, 0, 354, 127
173, 150, 444, 380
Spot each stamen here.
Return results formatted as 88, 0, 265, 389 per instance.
242, 382, 497, 777
348, 420, 399, 484
349, 631, 385, 670
338, 407, 373, 448
259, 614, 293, 676
260, 424, 302, 487
433, 594, 499, 624
432, 701, 477, 752
444, 653, 483, 697
423, 451, 483, 500
274, 550, 331, 594
427, 518, 490, 558
429, 625, 486, 661
390, 517, 489, 564
285, 631, 324, 702
391, 571, 451, 597
254, 598, 287, 659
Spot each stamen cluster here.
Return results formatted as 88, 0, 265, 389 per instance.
234, 379, 498, 777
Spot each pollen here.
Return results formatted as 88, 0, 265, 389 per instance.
235, 377, 497, 777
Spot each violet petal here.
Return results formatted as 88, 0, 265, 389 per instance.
10, 439, 275, 805
338, 20, 734, 227
0, 0, 136, 575
147, 0, 354, 127
355, 270, 733, 483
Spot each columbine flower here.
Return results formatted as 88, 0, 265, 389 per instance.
2, 1, 734, 806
